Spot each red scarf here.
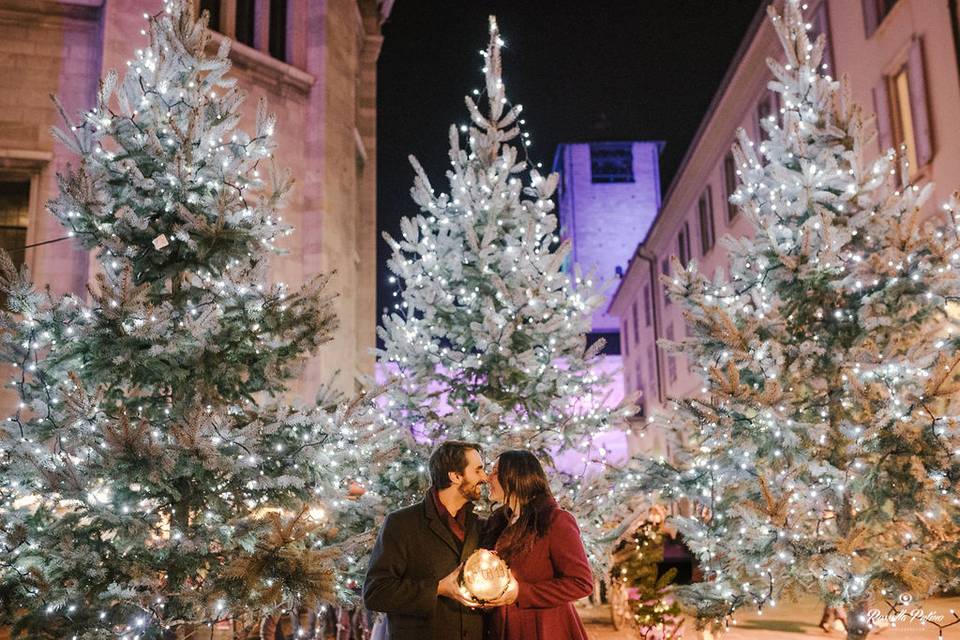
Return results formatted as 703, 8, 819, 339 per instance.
430, 487, 466, 543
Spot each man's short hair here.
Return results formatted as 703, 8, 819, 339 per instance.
429, 440, 483, 489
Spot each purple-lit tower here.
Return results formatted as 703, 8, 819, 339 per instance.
550, 141, 663, 459
552, 142, 663, 348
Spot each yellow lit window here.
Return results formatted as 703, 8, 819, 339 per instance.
891, 67, 918, 176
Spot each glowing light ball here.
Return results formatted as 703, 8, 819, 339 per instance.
459, 548, 512, 603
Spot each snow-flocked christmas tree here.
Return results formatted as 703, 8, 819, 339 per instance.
636, 2, 960, 638
365, 16, 640, 566
0, 3, 376, 638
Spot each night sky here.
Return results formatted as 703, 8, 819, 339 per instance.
375, 0, 765, 318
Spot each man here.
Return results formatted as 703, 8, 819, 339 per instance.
364, 440, 488, 640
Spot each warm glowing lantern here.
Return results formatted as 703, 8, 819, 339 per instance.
459, 548, 512, 603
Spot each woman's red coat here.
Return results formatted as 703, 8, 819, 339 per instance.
483, 501, 594, 639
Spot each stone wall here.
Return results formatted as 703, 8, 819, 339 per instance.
0, 1, 102, 297
555, 141, 661, 333
0, 0, 385, 401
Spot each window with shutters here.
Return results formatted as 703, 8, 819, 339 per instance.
723, 152, 739, 221
197, 1, 289, 62
891, 66, 919, 174
662, 258, 671, 306
677, 221, 692, 268
685, 323, 697, 374
665, 324, 677, 383
698, 187, 715, 255
806, 2, 834, 75
642, 285, 652, 327
874, 38, 933, 177
647, 344, 657, 400
862, 0, 901, 38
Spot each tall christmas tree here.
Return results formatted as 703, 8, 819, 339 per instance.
0, 2, 375, 638
367, 16, 639, 565
636, 2, 960, 638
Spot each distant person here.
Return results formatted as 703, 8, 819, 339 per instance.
819, 603, 847, 633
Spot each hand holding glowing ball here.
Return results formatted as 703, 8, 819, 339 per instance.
458, 548, 513, 603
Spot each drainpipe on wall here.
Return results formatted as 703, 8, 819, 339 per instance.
636, 248, 665, 405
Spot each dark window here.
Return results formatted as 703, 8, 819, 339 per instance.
622, 320, 629, 357
200, 0, 221, 32
0, 181, 29, 275
632, 301, 640, 344
723, 152, 738, 221
642, 285, 651, 327
235, 0, 256, 47
880, 0, 899, 12
590, 143, 634, 183
863, 0, 900, 37
269, 0, 288, 61
661, 258, 671, 306
699, 187, 715, 255
677, 221, 691, 268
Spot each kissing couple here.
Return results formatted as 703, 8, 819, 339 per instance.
363, 440, 594, 640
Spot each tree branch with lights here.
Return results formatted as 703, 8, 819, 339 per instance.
0, 2, 380, 638
365, 16, 641, 568
630, 2, 960, 638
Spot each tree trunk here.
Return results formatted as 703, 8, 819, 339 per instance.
162, 487, 194, 640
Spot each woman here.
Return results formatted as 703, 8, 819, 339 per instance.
481, 450, 594, 639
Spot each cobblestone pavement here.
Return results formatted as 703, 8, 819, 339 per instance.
578, 596, 960, 640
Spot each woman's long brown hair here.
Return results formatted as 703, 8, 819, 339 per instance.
494, 450, 555, 561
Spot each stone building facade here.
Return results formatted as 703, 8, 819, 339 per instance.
609, 0, 960, 457
553, 141, 663, 337
552, 141, 663, 458
0, 0, 390, 398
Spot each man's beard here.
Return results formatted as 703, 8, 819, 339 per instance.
458, 480, 483, 502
